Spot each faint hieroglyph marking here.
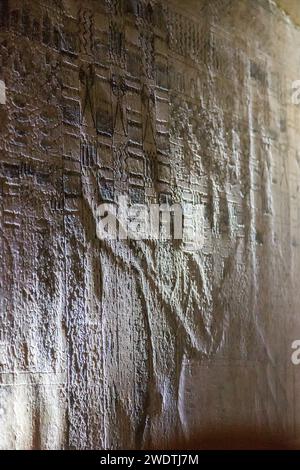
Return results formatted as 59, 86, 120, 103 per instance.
0, 80, 6, 104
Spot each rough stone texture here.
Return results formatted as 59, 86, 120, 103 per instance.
0, 0, 300, 449
276, 0, 300, 26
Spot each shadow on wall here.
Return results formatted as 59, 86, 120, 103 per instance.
149, 426, 299, 450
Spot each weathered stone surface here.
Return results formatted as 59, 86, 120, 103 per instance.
0, 0, 300, 449
276, 0, 300, 26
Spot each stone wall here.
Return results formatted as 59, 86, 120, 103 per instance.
0, 0, 300, 449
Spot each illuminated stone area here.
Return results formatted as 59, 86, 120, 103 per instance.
0, 0, 300, 449
276, 0, 300, 26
